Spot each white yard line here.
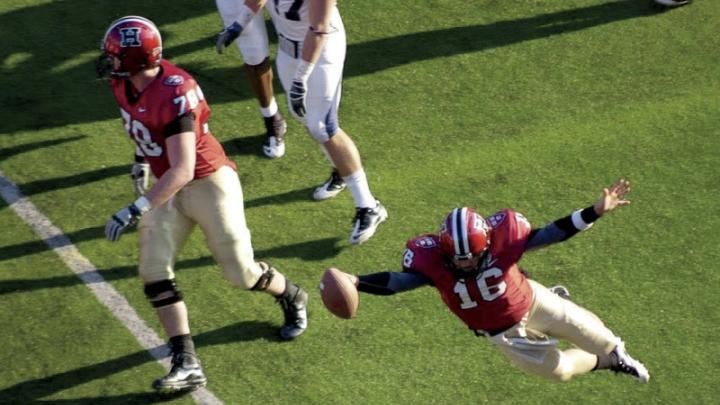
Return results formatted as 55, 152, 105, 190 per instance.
0, 170, 222, 405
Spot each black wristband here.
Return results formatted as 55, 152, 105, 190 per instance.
134, 155, 145, 163
580, 205, 600, 223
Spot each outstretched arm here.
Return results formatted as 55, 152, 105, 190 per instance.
356, 270, 431, 296
525, 179, 631, 251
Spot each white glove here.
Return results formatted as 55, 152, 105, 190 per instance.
131, 163, 150, 196
105, 197, 150, 242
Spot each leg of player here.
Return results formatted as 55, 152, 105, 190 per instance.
244, 58, 287, 159
321, 130, 388, 244
145, 280, 208, 392
527, 280, 650, 382
312, 144, 346, 200
250, 262, 308, 340
194, 167, 308, 339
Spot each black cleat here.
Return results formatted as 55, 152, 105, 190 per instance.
312, 169, 346, 200
276, 286, 308, 341
152, 352, 207, 393
349, 201, 388, 245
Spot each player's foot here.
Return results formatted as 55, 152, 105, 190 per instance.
610, 341, 650, 383
262, 113, 287, 159
653, 0, 690, 8
549, 285, 570, 300
313, 169, 346, 200
276, 284, 308, 341
152, 352, 207, 393
349, 201, 388, 245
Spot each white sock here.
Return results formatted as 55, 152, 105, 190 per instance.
260, 98, 278, 118
343, 170, 376, 208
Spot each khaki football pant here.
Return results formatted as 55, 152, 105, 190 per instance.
137, 165, 262, 288
491, 279, 619, 382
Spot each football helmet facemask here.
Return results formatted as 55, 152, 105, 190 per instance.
97, 16, 162, 77
439, 207, 491, 272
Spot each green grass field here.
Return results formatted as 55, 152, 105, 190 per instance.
1, 0, 719, 403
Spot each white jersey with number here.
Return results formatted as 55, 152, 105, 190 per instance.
266, 0, 342, 41
267, 0, 347, 143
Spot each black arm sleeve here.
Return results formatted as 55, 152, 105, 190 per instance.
357, 270, 431, 296
525, 205, 600, 251
163, 112, 196, 138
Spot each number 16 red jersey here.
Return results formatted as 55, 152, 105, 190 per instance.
404, 209, 534, 333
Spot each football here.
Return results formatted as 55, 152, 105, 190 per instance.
320, 267, 359, 319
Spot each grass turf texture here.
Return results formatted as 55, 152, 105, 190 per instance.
1, 0, 719, 403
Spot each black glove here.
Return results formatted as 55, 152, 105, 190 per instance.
216, 22, 244, 54
289, 80, 307, 119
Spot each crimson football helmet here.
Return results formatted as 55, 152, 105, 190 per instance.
97, 16, 162, 77
439, 207, 490, 261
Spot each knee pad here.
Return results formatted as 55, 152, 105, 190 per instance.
144, 279, 184, 308
250, 262, 276, 291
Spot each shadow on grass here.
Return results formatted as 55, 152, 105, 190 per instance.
0, 136, 87, 162
0, 321, 279, 403
0, 134, 298, 202
0, 236, 342, 295
0, 0, 658, 135
0, 0, 659, 207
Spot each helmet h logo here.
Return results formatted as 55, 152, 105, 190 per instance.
119, 27, 142, 47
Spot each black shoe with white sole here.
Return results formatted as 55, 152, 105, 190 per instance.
313, 169, 346, 200
262, 113, 287, 159
610, 342, 650, 383
276, 283, 308, 341
152, 352, 207, 393
349, 201, 388, 245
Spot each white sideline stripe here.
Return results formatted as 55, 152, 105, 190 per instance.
0, 170, 222, 405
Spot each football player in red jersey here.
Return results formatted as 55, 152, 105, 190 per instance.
331, 179, 650, 383
96, 16, 308, 393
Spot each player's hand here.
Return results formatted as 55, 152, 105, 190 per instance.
594, 179, 631, 216
130, 163, 150, 196
105, 203, 144, 242
216, 22, 244, 54
289, 80, 307, 120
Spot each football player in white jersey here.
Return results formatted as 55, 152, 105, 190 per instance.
217, 0, 387, 245
216, 0, 288, 158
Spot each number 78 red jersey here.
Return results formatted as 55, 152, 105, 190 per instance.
404, 209, 534, 333
110, 60, 236, 179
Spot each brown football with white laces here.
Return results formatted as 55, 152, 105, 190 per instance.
320, 267, 359, 319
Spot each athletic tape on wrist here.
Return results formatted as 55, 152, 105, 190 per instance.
294, 60, 315, 82
133, 196, 151, 214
